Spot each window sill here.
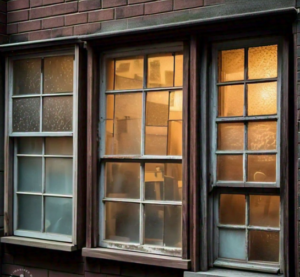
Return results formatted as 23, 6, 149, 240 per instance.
184, 269, 284, 277
1, 236, 77, 252
82, 247, 190, 269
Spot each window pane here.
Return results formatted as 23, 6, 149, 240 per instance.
218, 49, 244, 82
217, 155, 243, 181
248, 121, 277, 150
175, 54, 183, 87
219, 194, 245, 225
146, 91, 169, 126
13, 98, 40, 132
106, 59, 115, 91
169, 91, 182, 120
45, 158, 73, 195
18, 195, 42, 231
106, 94, 114, 119
105, 202, 139, 243
45, 197, 72, 235
218, 85, 244, 117
18, 157, 42, 192
13, 58, 41, 95
106, 162, 140, 199
168, 121, 182, 156
250, 195, 280, 227
43, 96, 73, 131
45, 137, 73, 155
247, 155, 276, 182
44, 56, 74, 94
145, 204, 164, 246
217, 123, 244, 150
249, 231, 279, 262
164, 205, 182, 247
248, 45, 277, 80
115, 56, 144, 90
18, 137, 43, 154
247, 82, 277, 116
219, 229, 246, 260
148, 54, 174, 88
145, 126, 167, 155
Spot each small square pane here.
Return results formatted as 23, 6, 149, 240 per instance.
175, 54, 183, 87
145, 126, 167, 155
169, 91, 182, 120
146, 91, 169, 126
247, 155, 276, 182
18, 138, 43, 154
219, 194, 245, 225
106, 59, 115, 91
217, 123, 244, 150
217, 155, 243, 181
106, 95, 114, 120
45, 137, 73, 155
168, 121, 182, 156
145, 205, 164, 246
164, 205, 182, 248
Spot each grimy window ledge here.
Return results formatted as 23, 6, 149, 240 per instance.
82, 248, 190, 269
184, 269, 284, 277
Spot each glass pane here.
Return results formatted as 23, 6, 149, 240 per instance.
105, 202, 139, 243
45, 197, 72, 235
145, 127, 167, 155
217, 155, 243, 181
105, 120, 114, 154
44, 56, 74, 94
13, 98, 40, 132
248, 121, 277, 150
146, 91, 169, 126
106, 59, 115, 91
219, 194, 245, 225
168, 121, 182, 156
145, 205, 164, 246
248, 82, 277, 116
249, 231, 279, 262
115, 56, 144, 90
18, 195, 42, 231
13, 58, 41, 95
145, 163, 182, 201
247, 155, 276, 182
18, 137, 43, 154
175, 54, 183, 87
217, 123, 244, 150
164, 205, 182, 247
45, 137, 73, 155
248, 45, 278, 80
218, 49, 244, 82
218, 85, 244, 117
250, 195, 280, 227
45, 158, 73, 195
18, 157, 42, 192
148, 54, 174, 88
106, 94, 114, 119
219, 229, 246, 260
106, 162, 140, 199
43, 96, 73, 131
169, 91, 182, 120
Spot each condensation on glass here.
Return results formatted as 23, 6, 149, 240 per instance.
217, 155, 243, 181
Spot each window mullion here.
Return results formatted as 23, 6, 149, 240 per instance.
40, 58, 44, 132
245, 194, 249, 262
139, 162, 145, 245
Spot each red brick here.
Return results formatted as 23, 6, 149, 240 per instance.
52, 2, 78, 16
42, 16, 64, 28
88, 9, 114, 22
204, 0, 224, 5
0, 22, 6, 34
79, 0, 101, 12
0, 1, 6, 13
18, 19, 41, 32
129, 0, 152, 3
8, 10, 29, 23
28, 28, 51, 40
0, 12, 6, 23
24, 267, 48, 277
30, 6, 52, 19
30, 0, 42, 7
51, 26, 73, 37
116, 4, 143, 19
144, 0, 172, 14
8, 0, 30, 11
10, 32, 29, 42
74, 22, 100, 35
102, 0, 126, 9
65, 13, 87, 25
49, 271, 83, 277
174, 0, 203, 10
43, 0, 64, 5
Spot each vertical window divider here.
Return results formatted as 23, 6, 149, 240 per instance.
140, 162, 145, 245
41, 138, 45, 232
40, 58, 44, 132
245, 194, 249, 262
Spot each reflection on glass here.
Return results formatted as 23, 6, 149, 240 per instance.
145, 205, 163, 246
248, 82, 277, 116
250, 195, 280, 227
248, 122, 277, 150
217, 155, 243, 181
106, 59, 115, 91
247, 155, 276, 182
169, 91, 183, 120
249, 231, 279, 262
168, 121, 182, 156
218, 85, 244, 117
105, 202, 139, 243
105, 162, 140, 199
218, 123, 244, 150
146, 91, 169, 126
18, 137, 43, 154
248, 45, 278, 80
219, 49, 244, 82
145, 126, 167, 155
45, 137, 73, 155
164, 205, 182, 247
219, 194, 245, 225
175, 54, 183, 87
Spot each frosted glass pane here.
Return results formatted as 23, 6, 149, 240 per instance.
247, 155, 276, 182
106, 95, 114, 119
218, 123, 244, 150
115, 56, 144, 90
217, 155, 243, 181
219, 194, 245, 225
13, 58, 41, 95
148, 54, 174, 88
169, 91, 182, 120
44, 56, 73, 94
45, 137, 73, 155
248, 121, 277, 150
18, 195, 42, 231
105, 202, 139, 243
18, 137, 43, 154
45, 158, 73, 195
248, 82, 277, 116
13, 98, 40, 132
145, 126, 167, 155
43, 96, 73, 131
164, 205, 182, 247
106, 59, 115, 91
45, 197, 72, 235
250, 195, 280, 227
219, 49, 244, 82
218, 85, 244, 117
175, 54, 183, 87
219, 229, 246, 260
249, 231, 279, 262
145, 205, 164, 246
18, 157, 42, 192
168, 121, 182, 156
106, 162, 140, 199
248, 45, 278, 80
146, 91, 169, 126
